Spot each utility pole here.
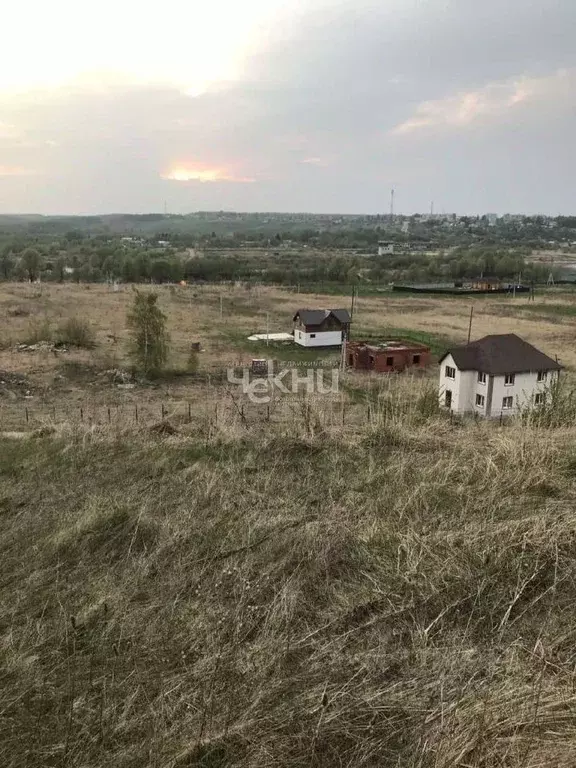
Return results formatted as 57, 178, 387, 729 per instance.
220, 295, 223, 319
266, 311, 270, 347
467, 305, 474, 344
350, 285, 356, 322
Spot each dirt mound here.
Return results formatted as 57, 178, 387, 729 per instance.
148, 420, 178, 435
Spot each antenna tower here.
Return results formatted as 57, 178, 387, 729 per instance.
390, 188, 395, 221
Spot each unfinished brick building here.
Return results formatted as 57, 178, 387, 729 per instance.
346, 339, 432, 373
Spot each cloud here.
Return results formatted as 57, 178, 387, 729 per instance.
0, 0, 575, 214
391, 70, 575, 136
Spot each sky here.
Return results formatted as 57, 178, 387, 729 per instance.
0, 0, 575, 216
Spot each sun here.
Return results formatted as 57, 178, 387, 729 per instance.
161, 164, 255, 183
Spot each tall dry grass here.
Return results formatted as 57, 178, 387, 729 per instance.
2, 384, 576, 767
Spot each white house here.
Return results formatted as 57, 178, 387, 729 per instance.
438, 334, 562, 417
378, 241, 395, 256
293, 309, 350, 348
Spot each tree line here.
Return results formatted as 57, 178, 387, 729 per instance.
0, 241, 556, 287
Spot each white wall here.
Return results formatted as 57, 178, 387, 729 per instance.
439, 354, 476, 413
489, 370, 558, 417
439, 357, 559, 417
458, 371, 478, 413
294, 329, 343, 347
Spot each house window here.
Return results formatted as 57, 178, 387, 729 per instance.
310, 334, 316, 338
445, 365, 456, 379
504, 373, 515, 386
502, 396, 513, 409
535, 393, 546, 405
537, 370, 547, 382
477, 372, 486, 384
475, 394, 485, 408
413, 354, 421, 364
386, 356, 394, 367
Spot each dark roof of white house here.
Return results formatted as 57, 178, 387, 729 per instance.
439, 333, 562, 375
293, 309, 351, 325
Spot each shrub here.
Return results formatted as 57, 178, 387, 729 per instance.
55, 317, 96, 348
187, 349, 200, 373
22, 318, 53, 345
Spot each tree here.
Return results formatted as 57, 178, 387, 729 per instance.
126, 290, 170, 377
122, 257, 138, 283
54, 255, 66, 283
21, 248, 42, 281
150, 258, 172, 283
0, 248, 14, 280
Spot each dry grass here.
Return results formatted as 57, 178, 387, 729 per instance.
1, 282, 575, 374
2, 282, 576, 766
0, 280, 574, 434
2, 397, 576, 767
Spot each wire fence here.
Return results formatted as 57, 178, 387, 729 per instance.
0, 395, 353, 431
0, 391, 434, 435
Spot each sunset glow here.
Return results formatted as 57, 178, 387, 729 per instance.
162, 165, 255, 183
0, 166, 36, 177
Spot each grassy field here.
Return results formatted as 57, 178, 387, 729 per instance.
0, 280, 574, 429
3, 282, 576, 766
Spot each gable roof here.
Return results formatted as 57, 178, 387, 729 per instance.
293, 308, 351, 325
439, 334, 562, 375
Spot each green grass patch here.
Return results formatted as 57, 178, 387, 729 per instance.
221, 328, 341, 365
521, 302, 576, 318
